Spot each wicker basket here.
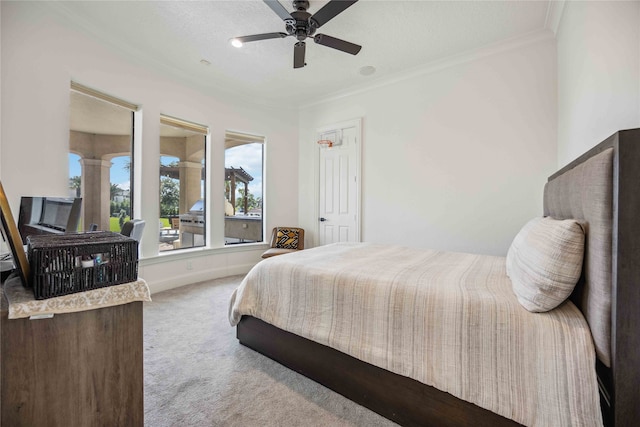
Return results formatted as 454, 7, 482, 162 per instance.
27, 231, 138, 300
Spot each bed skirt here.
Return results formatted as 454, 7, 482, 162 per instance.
238, 315, 521, 427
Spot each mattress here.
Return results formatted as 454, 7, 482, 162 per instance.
229, 242, 602, 426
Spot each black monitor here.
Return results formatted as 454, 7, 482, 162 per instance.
40, 198, 77, 231
18, 197, 82, 244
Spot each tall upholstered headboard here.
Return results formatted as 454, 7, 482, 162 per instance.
544, 147, 613, 366
543, 129, 640, 426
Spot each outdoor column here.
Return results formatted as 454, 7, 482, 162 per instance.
80, 158, 112, 231
243, 182, 249, 215
229, 174, 237, 215
179, 161, 203, 213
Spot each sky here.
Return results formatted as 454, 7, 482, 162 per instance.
224, 143, 263, 199
69, 142, 263, 198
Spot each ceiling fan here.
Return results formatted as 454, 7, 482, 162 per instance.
231, 0, 361, 69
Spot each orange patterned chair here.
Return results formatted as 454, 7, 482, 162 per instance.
261, 227, 305, 259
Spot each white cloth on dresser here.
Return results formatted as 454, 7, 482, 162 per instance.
3, 274, 151, 319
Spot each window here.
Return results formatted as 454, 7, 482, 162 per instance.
69, 82, 137, 232
224, 131, 264, 245
159, 115, 208, 252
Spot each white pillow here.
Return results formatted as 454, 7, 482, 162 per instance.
506, 217, 585, 312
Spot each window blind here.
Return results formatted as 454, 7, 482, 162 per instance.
160, 115, 208, 135
225, 131, 265, 147
70, 81, 139, 111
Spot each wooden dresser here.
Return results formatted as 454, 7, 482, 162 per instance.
0, 278, 145, 426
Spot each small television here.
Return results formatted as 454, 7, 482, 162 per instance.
18, 197, 82, 244
40, 198, 78, 231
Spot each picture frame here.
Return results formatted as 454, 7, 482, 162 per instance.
0, 181, 30, 286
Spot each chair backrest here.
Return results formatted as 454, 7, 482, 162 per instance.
269, 227, 304, 250
121, 221, 134, 237
121, 219, 146, 242
171, 217, 180, 229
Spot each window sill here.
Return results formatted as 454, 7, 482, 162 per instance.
140, 242, 269, 267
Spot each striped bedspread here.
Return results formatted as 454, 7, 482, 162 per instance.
229, 243, 602, 426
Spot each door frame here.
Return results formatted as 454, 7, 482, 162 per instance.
314, 118, 362, 246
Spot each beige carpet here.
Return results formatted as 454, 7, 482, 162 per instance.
143, 275, 398, 426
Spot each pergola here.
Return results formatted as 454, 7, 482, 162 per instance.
160, 165, 253, 215
225, 167, 253, 215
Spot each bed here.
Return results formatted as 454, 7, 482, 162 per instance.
229, 129, 640, 426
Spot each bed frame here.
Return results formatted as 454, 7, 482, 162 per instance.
237, 129, 640, 427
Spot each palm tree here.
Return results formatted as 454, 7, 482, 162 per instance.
69, 176, 81, 197
110, 183, 122, 200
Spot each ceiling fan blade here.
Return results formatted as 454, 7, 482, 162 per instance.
234, 32, 288, 43
314, 34, 361, 55
310, 0, 358, 29
294, 41, 306, 68
263, 0, 294, 21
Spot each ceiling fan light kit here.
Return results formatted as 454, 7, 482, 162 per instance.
232, 0, 361, 69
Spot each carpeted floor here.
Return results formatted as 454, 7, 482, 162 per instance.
143, 275, 398, 426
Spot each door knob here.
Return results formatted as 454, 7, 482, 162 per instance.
319, 217, 327, 222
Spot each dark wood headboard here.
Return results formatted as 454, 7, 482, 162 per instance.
545, 129, 640, 426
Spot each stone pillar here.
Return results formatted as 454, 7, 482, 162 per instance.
81, 158, 112, 231
179, 161, 203, 214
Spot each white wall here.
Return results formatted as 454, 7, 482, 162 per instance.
299, 36, 558, 256
557, 1, 640, 166
5, 0, 601, 289
0, 2, 298, 293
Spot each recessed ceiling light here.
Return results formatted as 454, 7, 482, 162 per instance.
230, 38, 243, 48
200, 59, 211, 66
359, 66, 376, 76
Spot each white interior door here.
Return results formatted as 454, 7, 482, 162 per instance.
318, 119, 361, 246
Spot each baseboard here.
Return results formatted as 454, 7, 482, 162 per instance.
145, 263, 256, 294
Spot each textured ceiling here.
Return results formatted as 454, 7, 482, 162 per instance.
53, 0, 553, 110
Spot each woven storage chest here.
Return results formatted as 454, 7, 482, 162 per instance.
27, 231, 138, 300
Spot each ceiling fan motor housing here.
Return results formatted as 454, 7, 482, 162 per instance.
288, 10, 315, 41
292, 1, 310, 11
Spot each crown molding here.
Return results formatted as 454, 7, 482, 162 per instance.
300, 29, 555, 110
544, 0, 566, 36
41, 1, 558, 113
